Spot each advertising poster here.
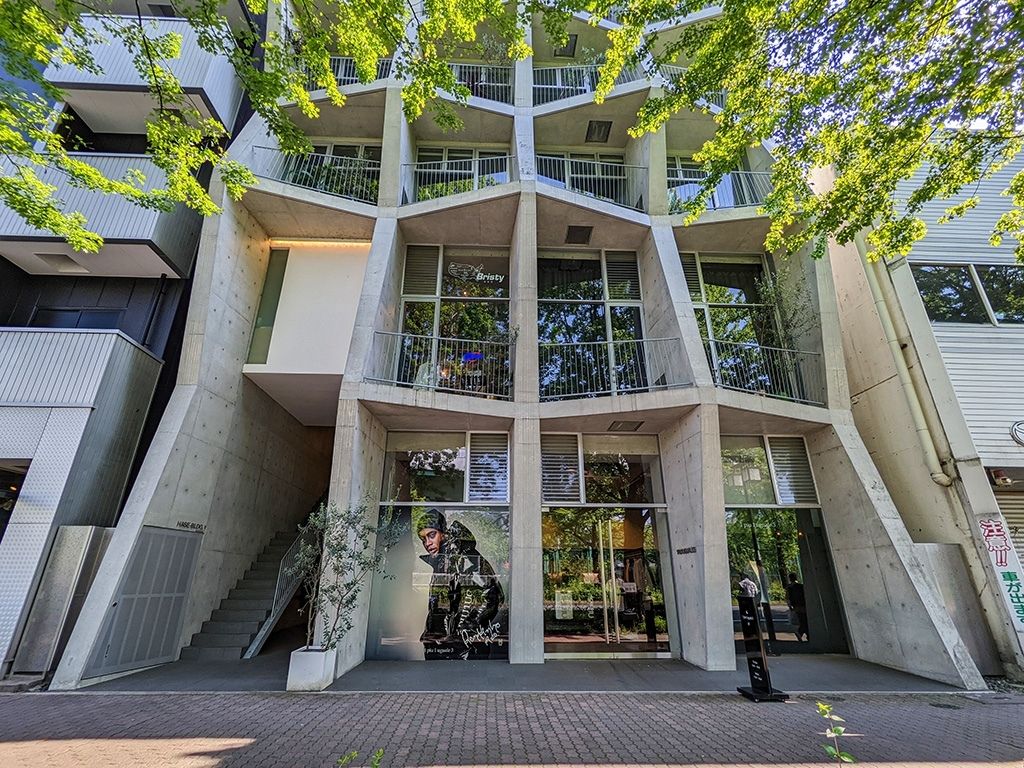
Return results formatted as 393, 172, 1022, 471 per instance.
366, 506, 509, 660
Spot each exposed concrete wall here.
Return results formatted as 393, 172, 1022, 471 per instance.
509, 417, 543, 663
52, 186, 333, 689
805, 418, 985, 688
828, 238, 1024, 675
659, 404, 735, 670
637, 228, 694, 387
511, 193, 539, 403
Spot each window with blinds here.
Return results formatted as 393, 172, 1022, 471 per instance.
541, 434, 582, 503
679, 253, 703, 302
605, 251, 641, 300
467, 433, 509, 502
767, 436, 818, 504
402, 246, 441, 295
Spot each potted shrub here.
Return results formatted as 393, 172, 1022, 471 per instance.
286, 500, 399, 691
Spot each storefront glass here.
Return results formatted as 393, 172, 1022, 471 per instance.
726, 507, 848, 654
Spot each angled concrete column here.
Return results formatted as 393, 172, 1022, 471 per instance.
806, 417, 985, 689
377, 87, 408, 207
659, 404, 735, 670
510, 417, 543, 663
649, 222, 714, 387
511, 191, 539, 403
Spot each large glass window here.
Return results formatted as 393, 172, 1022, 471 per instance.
681, 253, 779, 346
382, 431, 510, 504
541, 433, 664, 505
537, 250, 645, 398
910, 264, 989, 324
721, 435, 819, 507
976, 265, 1024, 324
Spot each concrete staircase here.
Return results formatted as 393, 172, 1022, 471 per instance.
179, 531, 296, 661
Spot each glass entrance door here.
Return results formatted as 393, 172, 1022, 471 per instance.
542, 507, 670, 656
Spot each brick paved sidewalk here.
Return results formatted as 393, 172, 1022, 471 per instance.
0, 691, 1021, 767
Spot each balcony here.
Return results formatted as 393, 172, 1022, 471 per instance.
366, 332, 513, 400
0, 154, 200, 277
536, 155, 648, 211
533, 64, 645, 106
539, 338, 688, 401
306, 56, 393, 90
704, 339, 825, 406
43, 15, 243, 133
668, 170, 772, 213
448, 63, 514, 104
401, 155, 516, 204
250, 146, 381, 204
657, 66, 727, 109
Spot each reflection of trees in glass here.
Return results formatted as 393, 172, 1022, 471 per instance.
538, 258, 603, 301
584, 453, 655, 504
391, 448, 464, 501
721, 438, 775, 506
726, 508, 801, 602
977, 265, 1024, 323
910, 265, 989, 323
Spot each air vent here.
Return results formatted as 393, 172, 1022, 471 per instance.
767, 437, 818, 504
35, 253, 88, 274
402, 246, 440, 295
553, 34, 578, 58
605, 251, 641, 299
565, 225, 593, 245
541, 434, 582, 503
608, 421, 644, 432
679, 253, 702, 302
585, 120, 612, 143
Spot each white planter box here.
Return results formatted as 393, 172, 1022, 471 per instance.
286, 646, 337, 691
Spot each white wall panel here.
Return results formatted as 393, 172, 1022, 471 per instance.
932, 325, 1024, 466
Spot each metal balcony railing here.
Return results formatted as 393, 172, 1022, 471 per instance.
448, 63, 514, 104
538, 338, 687, 400
668, 169, 772, 212
367, 331, 513, 400
536, 155, 647, 211
533, 64, 645, 105
704, 339, 825, 405
306, 56, 393, 89
657, 67, 727, 109
251, 146, 381, 203
402, 155, 515, 203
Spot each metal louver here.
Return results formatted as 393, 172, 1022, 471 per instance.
541, 434, 582, 503
679, 253, 703, 302
402, 246, 440, 295
468, 433, 509, 502
996, 491, 1024, 560
767, 437, 818, 504
605, 251, 641, 300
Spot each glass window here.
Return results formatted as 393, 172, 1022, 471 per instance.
976, 265, 1024, 324
700, 261, 764, 305
910, 264, 989, 323
438, 300, 509, 340
537, 302, 606, 344
382, 432, 467, 502
441, 248, 509, 298
538, 254, 604, 301
581, 435, 664, 504
721, 436, 776, 505
247, 248, 289, 364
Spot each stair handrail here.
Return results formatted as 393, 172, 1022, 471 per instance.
241, 522, 317, 659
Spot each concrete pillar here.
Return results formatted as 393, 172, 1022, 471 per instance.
649, 222, 714, 387
805, 417, 986, 689
509, 417, 543, 663
659, 404, 735, 670
511, 192, 539, 403
377, 86, 407, 207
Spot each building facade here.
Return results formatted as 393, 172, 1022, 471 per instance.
830, 157, 1024, 678
0, 5, 1010, 691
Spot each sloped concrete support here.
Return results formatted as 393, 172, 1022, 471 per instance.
660, 405, 735, 670
510, 417, 543, 663
806, 418, 985, 689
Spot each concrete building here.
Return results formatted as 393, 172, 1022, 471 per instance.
829, 157, 1024, 679
1, 5, 1006, 691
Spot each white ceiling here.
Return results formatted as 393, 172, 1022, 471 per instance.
0, 241, 181, 277
243, 370, 343, 427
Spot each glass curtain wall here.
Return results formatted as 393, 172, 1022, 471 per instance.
542, 434, 672, 656
537, 250, 645, 399
397, 246, 512, 397
721, 435, 848, 654
367, 432, 510, 661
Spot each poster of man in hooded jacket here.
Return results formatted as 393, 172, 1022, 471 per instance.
365, 505, 510, 660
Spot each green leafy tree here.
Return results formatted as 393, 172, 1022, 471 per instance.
5, 0, 1024, 265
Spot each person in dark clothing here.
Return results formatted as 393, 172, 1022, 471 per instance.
415, 508, 505, 660
785, 572, 808, 642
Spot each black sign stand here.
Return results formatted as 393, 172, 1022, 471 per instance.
736, 595, 788, 702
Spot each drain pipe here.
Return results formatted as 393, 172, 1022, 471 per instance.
854, 231, 953, 487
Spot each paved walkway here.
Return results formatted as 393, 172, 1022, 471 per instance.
0, 690, 1021, 767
